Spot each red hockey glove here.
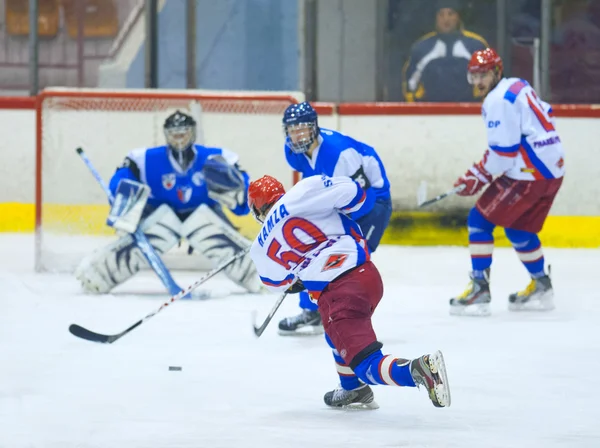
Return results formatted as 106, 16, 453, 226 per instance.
454, 162, 493, 196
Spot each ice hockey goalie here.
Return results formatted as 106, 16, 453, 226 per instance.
75, 110, 262, 294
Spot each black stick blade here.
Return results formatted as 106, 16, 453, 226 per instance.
69, 324, 113, 344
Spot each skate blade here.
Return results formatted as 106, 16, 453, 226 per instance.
449, 302, 491, 317
278, 326, 324, 336
509, 292, 555, 312
327, 401, 380, 411
508, 300, 555, 312
428, 350, 451, 408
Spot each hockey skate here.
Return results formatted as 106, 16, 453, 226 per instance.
508, 269, 554, 311
410, 350, 451, 408
278, 309, 324, 336
323, 383, 379, 410
449, 269, 491, 316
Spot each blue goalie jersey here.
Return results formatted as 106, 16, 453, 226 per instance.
109, 145, 250, 216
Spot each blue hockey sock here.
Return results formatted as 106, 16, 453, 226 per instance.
325, 334, 360, 390
353, 351, 416, 387
299, 290, 318, 312
468, 208, 495, 277
505, 228, 545, 277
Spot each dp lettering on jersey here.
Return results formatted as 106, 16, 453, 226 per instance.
487, 120, 501, 128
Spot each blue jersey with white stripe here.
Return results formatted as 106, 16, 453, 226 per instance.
285, 129, 391, 217
109, 145, 250, 216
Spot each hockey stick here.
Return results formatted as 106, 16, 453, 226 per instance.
417, 183, 466, 208
69, 248, 250, 344
252, 292, 289, 337
76, 147, 185, 297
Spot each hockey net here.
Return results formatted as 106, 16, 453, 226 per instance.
35, 88, 303, 273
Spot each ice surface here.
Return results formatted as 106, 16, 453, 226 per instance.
1, 234, 599, 448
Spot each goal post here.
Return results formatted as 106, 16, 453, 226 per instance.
35, 87, 303, 273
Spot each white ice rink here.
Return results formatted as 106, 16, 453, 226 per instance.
1, 234, 599, 448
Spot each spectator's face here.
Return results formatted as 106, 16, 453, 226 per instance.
436, 8, 460, 33
468, 71, 497, 96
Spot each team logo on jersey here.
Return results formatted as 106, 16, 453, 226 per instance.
350, 167, 371, 189
162, 173, 176, 190
177, 185, 192, 203
322, 254, 348, 271
191, 171, 204, 186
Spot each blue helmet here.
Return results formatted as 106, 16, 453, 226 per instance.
282, 101, 319, 154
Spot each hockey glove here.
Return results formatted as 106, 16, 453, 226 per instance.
454, 162, 492, 196
203, 155, 247, 209
107, 179, 150, 233
286, 279, 305, 294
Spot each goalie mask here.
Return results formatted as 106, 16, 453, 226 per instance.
164, 111, 196, 169
248, 175, 285, 223
282, 102, 319, 154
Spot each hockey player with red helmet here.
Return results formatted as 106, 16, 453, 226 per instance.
247, 173, 450, 409
450, 48, 565, 316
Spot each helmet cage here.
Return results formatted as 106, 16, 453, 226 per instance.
284, 122, 318, 154
250, 202, 272, 224
164, 125, 196, 152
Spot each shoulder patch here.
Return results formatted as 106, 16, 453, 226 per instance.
503, 80, 529, 104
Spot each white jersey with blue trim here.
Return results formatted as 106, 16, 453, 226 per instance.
480, 77, 565, 181
249, 175, 370, 299
285, 129, 391, 201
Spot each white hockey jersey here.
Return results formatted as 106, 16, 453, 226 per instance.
249, 175, 370, 300
480, 77, 565, 181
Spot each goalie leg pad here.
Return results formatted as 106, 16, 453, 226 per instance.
183, 204, 262, 293
75, 205, 182, 293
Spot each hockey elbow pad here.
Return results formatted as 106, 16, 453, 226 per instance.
349, 188, 376, 220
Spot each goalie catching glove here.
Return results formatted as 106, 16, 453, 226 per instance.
203, 155, 247, 209
454, 160, 493, 196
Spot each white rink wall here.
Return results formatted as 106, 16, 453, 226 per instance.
2, 108, 599, 215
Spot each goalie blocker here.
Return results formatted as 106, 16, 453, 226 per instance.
76, 180, 261, 294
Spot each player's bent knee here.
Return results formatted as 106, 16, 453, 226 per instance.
467, 207, 495, 233
504, 227, 536, 244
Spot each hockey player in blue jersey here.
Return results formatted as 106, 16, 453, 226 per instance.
75, 110, 262, 294
277, 102, 393, 336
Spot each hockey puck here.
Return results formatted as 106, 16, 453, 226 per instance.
168, 366, 182, 371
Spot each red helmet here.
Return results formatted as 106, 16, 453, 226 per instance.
248, 175, 286, 223
467, 48, 503, 75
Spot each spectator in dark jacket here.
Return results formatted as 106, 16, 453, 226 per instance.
403, 0, 489, 102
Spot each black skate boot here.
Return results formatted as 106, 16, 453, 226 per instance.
410, 350, 451, 408
323, 383, 379, 410
508, 268, 554, 311
278, 309, 323, 336
449, 269, 491, 316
